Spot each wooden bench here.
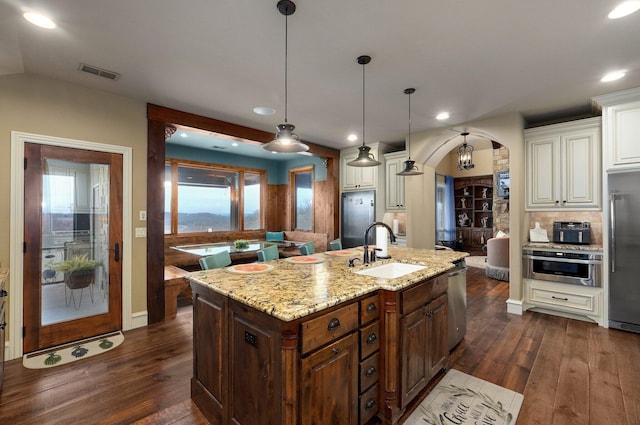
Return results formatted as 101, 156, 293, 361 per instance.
164, 265, 190, 320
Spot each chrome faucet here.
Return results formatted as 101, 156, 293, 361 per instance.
363, 221, 397, 264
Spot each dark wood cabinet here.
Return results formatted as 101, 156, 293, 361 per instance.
454, 176, 493, 249
427, 294, 448, 378
400, 305, 429, 407
301, 333, 359, 425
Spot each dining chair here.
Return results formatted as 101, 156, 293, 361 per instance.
257, 244, 279, 262
329, 239, 342, 251
199, 251, 232, 270
299, 242, 315, 256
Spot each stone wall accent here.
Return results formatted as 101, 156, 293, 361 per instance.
527, 210, 603, 245
493, 146, 510, 236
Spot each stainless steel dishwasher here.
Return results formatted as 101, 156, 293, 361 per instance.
448, 259, 467, 351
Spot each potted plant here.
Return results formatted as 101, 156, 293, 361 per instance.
234, 239, 249, 250
53, 254, 101, 289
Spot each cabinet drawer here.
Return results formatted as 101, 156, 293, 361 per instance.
359, 352, 379, 393
359, 321, 379, 360
529, 285, 597, 313
301, 303, 359, 355
431, 274, 448, 299
359, 383, 379, 425
360, 294, 379, 325
401, 280, 431, 314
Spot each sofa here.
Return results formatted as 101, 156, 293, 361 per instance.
485, 235, 509, 281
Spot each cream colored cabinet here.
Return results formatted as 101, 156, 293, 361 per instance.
593, 87, 640, 171
384, 151, 406, 210
340, 145, 378, 191
525, 117, 601, 210
524, 279, 603, 326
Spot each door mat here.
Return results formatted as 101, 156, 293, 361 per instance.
465, 256, 487, 269
404, 369, 523, 425
23, 331, 124, 369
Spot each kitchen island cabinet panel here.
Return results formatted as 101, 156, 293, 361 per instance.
427, 294, 449, 379
400, 305, 429, 407
300, 333, 359, 425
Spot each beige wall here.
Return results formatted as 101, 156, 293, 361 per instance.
0, 74, 148, 318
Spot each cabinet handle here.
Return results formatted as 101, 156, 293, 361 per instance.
332, 348, 340, 355
429, 304, 445, 316
551, 296, 569, 301
366, 333, 377, 345
555, 200, 559, 204
327, 318, 341, 331
366, 303, 377, 313
365, 399, 376, 410
365, 366, 377, 377
0, 289, 7, 297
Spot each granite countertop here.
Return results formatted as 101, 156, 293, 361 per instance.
187, 246, 468, 322
523, 242, 603, 252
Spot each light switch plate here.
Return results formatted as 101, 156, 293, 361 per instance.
135, 227, 147, 238
139, 210, 147, 221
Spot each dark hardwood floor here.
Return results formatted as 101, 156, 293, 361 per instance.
1, 266, 639, 424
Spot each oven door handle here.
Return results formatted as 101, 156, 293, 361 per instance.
522, 255, 601, 265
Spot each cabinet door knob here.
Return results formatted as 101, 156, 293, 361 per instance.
365, 399, 376, 410
366, 333, 377, 345
365, 366, 377, 377
332, 348, 340, 355
327, 318, 341, 331
366, 303, 376, 313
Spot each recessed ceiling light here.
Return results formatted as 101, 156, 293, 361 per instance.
180, 133, 188, 138
347, 134, 358, 142
608, 1, 640, 19
436, 112, 450, 120
253, 106, 276, 116
232, 142, 238, 147
271, 151, 277, 154
601, 70, 627, 82
23, 11, 56, 29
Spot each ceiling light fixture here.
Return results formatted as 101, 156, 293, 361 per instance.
608, 1, 640, 19
263, 0, 309, 153
601, 70, 627, 82
347, 55, 380, 167
23, 11, 56, 29
397, 88, 423, 176
436, 111, 450, 121
457, 132, 475, 171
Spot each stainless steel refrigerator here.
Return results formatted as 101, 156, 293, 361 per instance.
341, 191, 375, 249
608, 171, 640, 333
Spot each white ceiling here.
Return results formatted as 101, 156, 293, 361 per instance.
2, 0, 639, 152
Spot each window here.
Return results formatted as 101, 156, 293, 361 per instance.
290, 167, 313, 231
165, 160, 265, 234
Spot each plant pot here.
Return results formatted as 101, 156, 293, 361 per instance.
65, 269, 95, 290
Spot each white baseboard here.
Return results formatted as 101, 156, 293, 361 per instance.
130, 310, 148, 329
506, 298, 523, 315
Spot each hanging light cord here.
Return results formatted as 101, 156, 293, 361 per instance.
361, 63, 365, 146
407, 91, 411, 158
284, 12, 288, 124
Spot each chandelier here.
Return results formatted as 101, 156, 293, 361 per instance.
457, 132, 475, 171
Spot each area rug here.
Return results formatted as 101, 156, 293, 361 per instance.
23, 331, 124, 369
465, 256, 487, 269
404, 369, 523, 425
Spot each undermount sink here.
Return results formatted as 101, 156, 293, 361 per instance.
354, 262, 426, 279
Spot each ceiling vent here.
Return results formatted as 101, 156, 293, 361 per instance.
79, 63, 120, 81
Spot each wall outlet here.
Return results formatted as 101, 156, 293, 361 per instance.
139, 210, 147, 221
135, 227, 147, 238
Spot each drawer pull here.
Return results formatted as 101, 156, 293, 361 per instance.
332, 348, 340, 355
366, 303, 377, 313
365, 399, 376, 410
552, 296, 569, 301
327, 318, 341, 331
366, 333, 377, 345
365, 366, 377, 377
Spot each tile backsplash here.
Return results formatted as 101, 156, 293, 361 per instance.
528, 211, 603, 245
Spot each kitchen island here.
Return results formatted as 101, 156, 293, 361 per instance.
187, 246, 467, 425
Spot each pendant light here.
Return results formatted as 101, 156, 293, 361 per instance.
263, 0, 309, 153
397, 88, 423, 176
347, 55, 380, 167
457, 132, 475, 170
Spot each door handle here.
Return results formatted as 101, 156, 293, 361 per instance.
114, 243, 120, 263
610, 193, 617, 273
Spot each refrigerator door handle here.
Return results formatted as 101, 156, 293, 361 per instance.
609, 193, 617, 273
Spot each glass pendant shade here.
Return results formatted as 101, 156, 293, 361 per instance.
457, 133, 475, 170
263, 123, 309, 152
263, 0, 309, 154
397, 87, 423, 176
347, 145, 381, 167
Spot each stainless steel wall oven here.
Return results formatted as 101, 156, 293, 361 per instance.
523, 248, 602, 287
